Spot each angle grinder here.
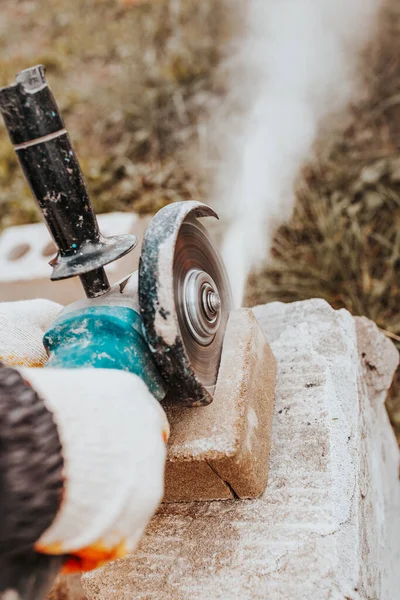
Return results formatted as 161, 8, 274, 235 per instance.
0, 65, 232, 598
0, 64, 232, 407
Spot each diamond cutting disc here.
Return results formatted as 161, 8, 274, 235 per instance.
138, 201, 232, 406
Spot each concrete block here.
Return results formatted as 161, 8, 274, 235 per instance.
0, 212, 150, 304
163, 308, 276, 501
82, 299, 400, 600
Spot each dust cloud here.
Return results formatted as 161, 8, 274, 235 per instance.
211, 0, 382, 306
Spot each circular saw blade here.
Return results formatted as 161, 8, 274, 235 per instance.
139, 201, 232, 406
174, 218, 231, 388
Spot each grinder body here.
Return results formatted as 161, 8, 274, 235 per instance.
43, 291, 166, 401
0, 64, 231, 407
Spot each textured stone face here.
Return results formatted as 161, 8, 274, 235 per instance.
163, 308, 277, 501
81, 299, 400, 600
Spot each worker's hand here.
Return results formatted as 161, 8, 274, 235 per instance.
0, 298, 169, 585
0, 298, 62, 367
23, 366, 169, 573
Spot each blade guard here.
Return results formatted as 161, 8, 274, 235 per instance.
139, 201, 228, 407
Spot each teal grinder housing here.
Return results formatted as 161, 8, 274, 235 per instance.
44, 302, 166, 401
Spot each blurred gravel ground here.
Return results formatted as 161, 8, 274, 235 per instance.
0, 0, 399, 441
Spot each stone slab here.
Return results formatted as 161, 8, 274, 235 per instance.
0, 213, 150, 304
82, 299, 400, 600
163, 308, 276, 501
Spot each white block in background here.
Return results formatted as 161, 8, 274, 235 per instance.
0, 213, 150, 304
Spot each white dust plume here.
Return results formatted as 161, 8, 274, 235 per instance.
211, 0, 382, 306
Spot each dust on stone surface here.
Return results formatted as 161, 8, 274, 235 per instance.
163, 310, 257, 460
82, 300, 400, 599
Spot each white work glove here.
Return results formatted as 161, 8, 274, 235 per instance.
0, 299, 168, 573
0, 299, 62, 367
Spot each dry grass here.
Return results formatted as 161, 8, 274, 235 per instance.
0, 0, 232, 228
0, 0, 399, 439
